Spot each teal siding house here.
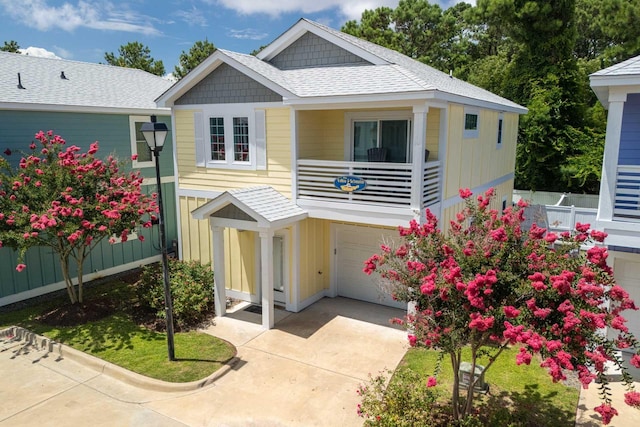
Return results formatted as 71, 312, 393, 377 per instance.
0, 51, 177, 306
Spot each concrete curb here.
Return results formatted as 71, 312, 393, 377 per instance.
1, 326, 235, 392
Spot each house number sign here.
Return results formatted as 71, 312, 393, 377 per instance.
334, 175, 367, 192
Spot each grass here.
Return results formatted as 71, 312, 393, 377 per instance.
0, 278, 236, 383
397, 347, 580, 426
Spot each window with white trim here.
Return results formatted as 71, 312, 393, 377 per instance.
194, 106, 266, 170
129, 115, 153, 168
346, 111, 412, 163
497, 113, 504, 148
463, 108, 479, 139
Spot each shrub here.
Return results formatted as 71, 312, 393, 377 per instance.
358, 368, 442, 426
136, 259, 214, 329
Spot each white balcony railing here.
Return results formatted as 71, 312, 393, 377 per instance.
614, 165, 640, 222
297, 159, 441, 208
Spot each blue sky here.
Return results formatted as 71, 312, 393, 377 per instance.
0, 0, 473, 76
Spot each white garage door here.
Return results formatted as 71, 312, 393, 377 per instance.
335, 224, 406, 309
614, 258, 640, 339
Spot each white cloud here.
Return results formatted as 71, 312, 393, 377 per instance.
228, 28, 269, 40
175, 6, 208, 27
19, 46, 62, 59
212, 0, 400, 20
163, 72, 177, 83
53, 46, 73, 59
0, 0, 161, 36
210, 0, 475, 21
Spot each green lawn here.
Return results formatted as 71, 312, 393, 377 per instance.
397, 347, 580, 426
0, 279, 235, 383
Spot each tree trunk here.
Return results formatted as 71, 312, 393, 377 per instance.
76, 254, 84, 304
59, 254, 78, 304
450, 350, 461, 421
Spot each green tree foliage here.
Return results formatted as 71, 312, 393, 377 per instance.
173, 39, 216, 80
105, 41, 165, 76
1, 40, 20, 53
0, 132, 157, 304
342, 0, 638, 194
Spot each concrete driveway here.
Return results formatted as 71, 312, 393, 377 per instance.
0, 297, 408, 427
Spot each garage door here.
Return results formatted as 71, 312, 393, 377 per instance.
614, 258, 640, 339
335, 224, 406, 309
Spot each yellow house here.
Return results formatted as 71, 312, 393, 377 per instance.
156, 19, 527, 329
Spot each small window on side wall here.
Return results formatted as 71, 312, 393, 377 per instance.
129, 115, 153, 168
463, 109, 479, 139
497, 114, 504, 148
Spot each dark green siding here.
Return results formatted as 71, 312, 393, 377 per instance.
0, 110, 178, 303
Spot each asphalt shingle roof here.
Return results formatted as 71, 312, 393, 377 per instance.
591, 55, 640, 77
0, 51, 172, 110
228, 186, 307, 223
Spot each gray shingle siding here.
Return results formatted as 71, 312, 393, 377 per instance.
269, 32, 370, 70
175, 63, 282, 105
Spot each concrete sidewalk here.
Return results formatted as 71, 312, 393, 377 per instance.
7, 296, 638, 426
0, 297, 408, 427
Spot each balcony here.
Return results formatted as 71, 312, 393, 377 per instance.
614, 165, 640, 222
296, 159, 441, 209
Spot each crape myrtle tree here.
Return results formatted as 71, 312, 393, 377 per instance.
0, 131, 158, 304
364, 188, 640, 424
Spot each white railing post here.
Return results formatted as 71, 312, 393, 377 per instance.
412, 105, 428, 215
598, 91, 626, 222
570, 205, 576, 230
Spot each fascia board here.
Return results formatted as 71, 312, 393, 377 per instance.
0, 102, 169, 116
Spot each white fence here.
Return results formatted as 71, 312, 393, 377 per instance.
545, 205, 598, 232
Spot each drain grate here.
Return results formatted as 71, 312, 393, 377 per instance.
244, 304, 262, 314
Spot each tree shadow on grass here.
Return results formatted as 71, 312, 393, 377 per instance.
476, 383, 576, 426
41, 312, 164, 354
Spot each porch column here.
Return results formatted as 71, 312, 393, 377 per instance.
212, 225, 226, 317
259, 229, 275, 329
598, 91, 627, 222
411, 105, 428, 217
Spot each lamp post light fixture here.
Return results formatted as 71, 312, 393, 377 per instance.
141, 115, 175, 361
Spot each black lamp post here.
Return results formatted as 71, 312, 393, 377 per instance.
141, 115, 175, 361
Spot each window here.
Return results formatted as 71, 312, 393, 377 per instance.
210, 117, 225, 161
463, 109, 479, 139
233, 117, 249, 162
348, 112, 412, 163
129, 115, 153, 168
497, 114, 504, 148
205, 113, 250, 165
195, 106, 265, 170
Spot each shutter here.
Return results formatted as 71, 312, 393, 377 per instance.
194, 111, 205, 167
255, 109, 267, 170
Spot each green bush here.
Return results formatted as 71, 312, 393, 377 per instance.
358, 368, 441, 426
136, 259, 214, 329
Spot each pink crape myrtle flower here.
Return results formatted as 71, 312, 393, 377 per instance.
426, 377, 437, 387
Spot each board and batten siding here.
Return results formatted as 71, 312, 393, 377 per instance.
175, 108, 293, 197
0, 110, 177, 305
619, 93, 640, 165
179, 196, 255, 295
0, 110, 174, 177
444, 105, 517, 200
297, 110, 344, 160
298, 218, 330, 301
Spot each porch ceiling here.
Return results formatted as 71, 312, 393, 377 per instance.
191, 185, 308, 230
